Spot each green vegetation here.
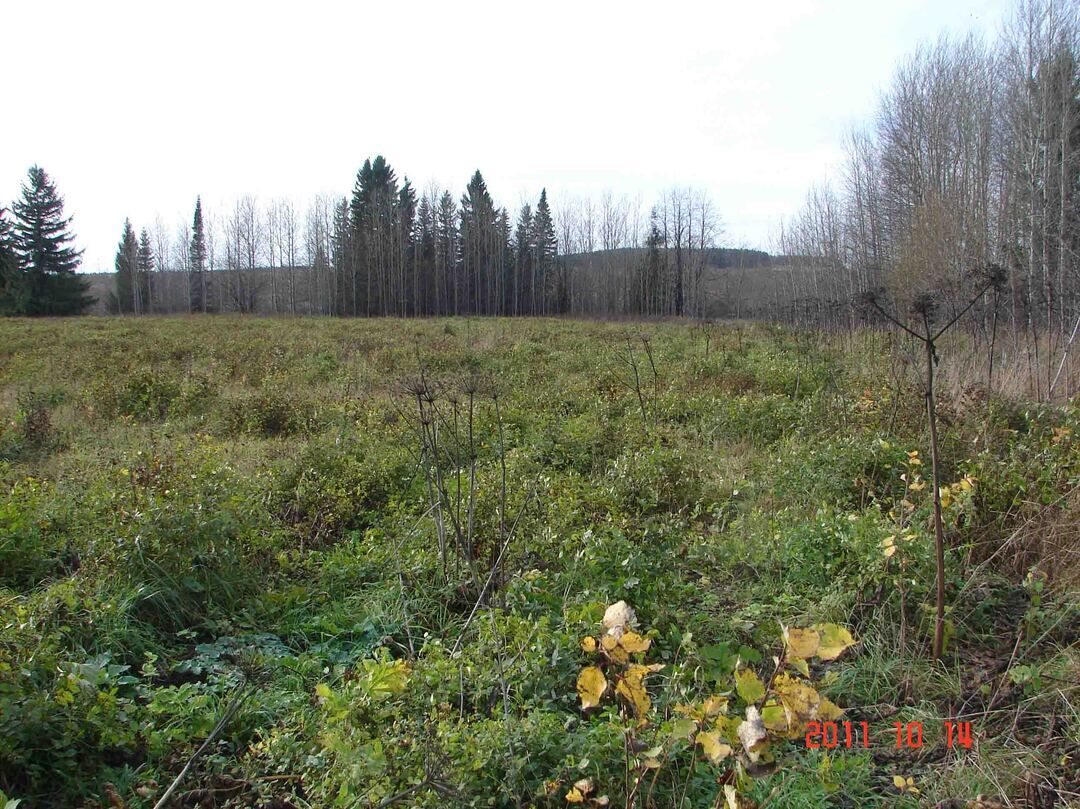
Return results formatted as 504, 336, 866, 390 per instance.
0, 317, 1076, 808
2, 166, 92, 317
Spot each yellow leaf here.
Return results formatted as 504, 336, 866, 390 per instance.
674, 703, 703, 720
616, 664, 655, 718
882, 535, 897, 558
697, 730, 733, 764
783, 626, 820, 660
565, 787, 584, 803
702, 695, 729, 717
734, 667, 765, 704
817, 697, 843, 722
892, 774, 919, 793
812, 624, 856, 661
787, 657, 810, 677
775, 675, 820, 731
581, 636, 597, 653
576, 666, 607, 710
573, 778, 593, 797
908, 480, 926, 491
619, 631, 651, 654
601, 634, 628, 664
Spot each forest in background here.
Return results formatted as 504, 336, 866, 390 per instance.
4, 0, 1077, 374
772, 0, 1080, 402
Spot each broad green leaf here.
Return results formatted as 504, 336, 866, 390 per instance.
787, 657, 810, 677
734, 667, 765, 704
760, 699, 788, 732
671, 718, 698, 740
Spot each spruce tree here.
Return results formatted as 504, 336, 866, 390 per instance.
396, 179, 417, 317
114, 219, 138, 314
332, 198, 352, 316
136, 228, 155, 313
460, 171, 497, 314
531, 189, 558, 314
0, 208, 23, 315
189, 197, 208, 312
416, 196, 436, 315
12, 166, 92, 315
514, 204, 533, 315
435, 192, 458, 315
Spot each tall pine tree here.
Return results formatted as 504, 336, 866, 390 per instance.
12, 166, 92, 315
531, 189, 558, 314
189, 197, 208, 312
136, 228, 154, 313
114, 219, 138, 313
513, 204, 533, 315
0, 208, 22, 315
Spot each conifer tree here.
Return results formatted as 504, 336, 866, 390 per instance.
497, 207, 512, 315
114, 219, 138, 313
189, 197, 208, 312
396, 178, 417, 316
332, 198, 352, 316
12, 166, 92, 315
416, 195, 436, 315
460, 170, 497, 314
137, 228, 155, 313
0, 208, 22, 315
435, 191, 458, 315
531, 189, 558, 314
513, 204, 533, 315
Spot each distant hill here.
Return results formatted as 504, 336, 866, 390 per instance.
561, 247, 771, 269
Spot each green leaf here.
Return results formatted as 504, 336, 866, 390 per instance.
734, 667, 765, 704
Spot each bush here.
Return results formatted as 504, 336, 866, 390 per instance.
221, 385, 318, 437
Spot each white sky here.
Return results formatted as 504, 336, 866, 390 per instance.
3, 0, 1010, 272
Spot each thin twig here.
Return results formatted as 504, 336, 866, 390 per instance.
152, 683, 251, 809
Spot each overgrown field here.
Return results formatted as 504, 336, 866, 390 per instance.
0, 317, 1077, 808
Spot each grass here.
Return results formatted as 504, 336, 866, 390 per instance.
0, 316, 1077, 808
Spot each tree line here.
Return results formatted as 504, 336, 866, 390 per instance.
773, 0, 1079, 398
108, 164, 722, 319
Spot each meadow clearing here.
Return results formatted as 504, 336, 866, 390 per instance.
0, 317, 1077, 808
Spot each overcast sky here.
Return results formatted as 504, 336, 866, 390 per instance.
3, 0, 1011, 272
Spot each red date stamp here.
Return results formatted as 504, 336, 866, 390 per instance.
804, 721, 973, 750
